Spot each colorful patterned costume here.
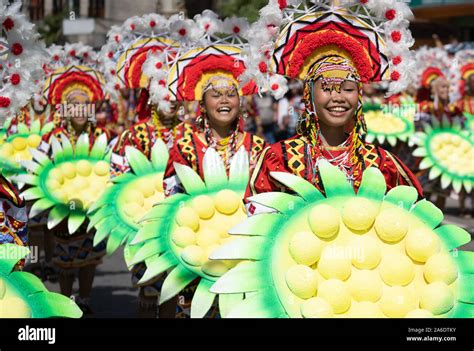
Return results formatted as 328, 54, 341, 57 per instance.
0, 175, 27, 248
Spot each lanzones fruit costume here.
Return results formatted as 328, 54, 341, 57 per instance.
0, 0, 81, 318
208, 0, 473, 318
117, 9, 288, 317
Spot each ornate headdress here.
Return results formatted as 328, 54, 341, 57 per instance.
0, 0, 47, 118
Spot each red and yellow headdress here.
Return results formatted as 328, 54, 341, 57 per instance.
43, 44, 105, 105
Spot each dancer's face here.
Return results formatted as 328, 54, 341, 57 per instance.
312, 79, 359, 128
433, 78, 449, 101
202, 86, 240, 128
67, 94, 90, 129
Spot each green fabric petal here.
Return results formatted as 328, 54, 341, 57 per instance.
126, 146, 153, 175
463, 179, 472, 193
12, 173, 39, 186
151, 139, 169, 171
105, 233, 123, 255
89, 134, 108, 159
440, 173, 452, 189
131, 219, 166, 245
428, 166, 442, 180
59, 134, 74, 159
9, 271, 47, 296
357, 167, 386, 202
318, 159, 354, 198
451, 302, 474, 318
93, 217, 119, 246
203, 148, 228, 191
434, 225, 471, 250
31, 120, 41, 134
228, 213, 280, 236
29, 198, 55, 218
410, 199, 443, 229
17, 123, 29, 134
270, 171, 323, 202
29, 148, 51, 167
452, 179, 463, 194
41, 121, 55, 135
174, 162, 206, 195
228, 147, 250, 190
75, 133, 90, 158
0, 244, 29, 273
130, 239, 167, 265
210, 263, 267, 294
218, 293, 244, 318
454, 251, 474, 274
21, 186, 44, 201
159, 265, 196, 304
412, 147, 427, 157
190, 279, 216, 318
384, 186, 418, 211
209, 237, 267, 261
68, 212, 86, 234
138, 252, 177, 285
47, 205, 69, 229
225, 293, 276, 318
458, 273, 474, 304
387, 136, 397, 147
26, 292, 82, 318
51, 136, 64, 161
419, 158, 434, 170
247, 192, 303, 213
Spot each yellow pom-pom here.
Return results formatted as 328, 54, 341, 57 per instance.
49, 168, 64, 183
379, 253, 415, 286
175, 207, 200, 231
123, 203, 142, 218
380, 286, 417, 318
317, 246, 352, 281
1, 143, 14, 156
308, 204, 340, 239
46, 179, 61, 191
71, 177, 89, 190
155, 174, 164, 192
405, 228, 440, 263
374, 208, 408, 242
215, 190, 240, 215
172, 226, 197, 248
349, 301, 384, 318
94, 160, 110, 176
288, 231, 322, 266
405, 309, 434, 318
342, 198, 378, 232
317, 279, 351, 314
285, 265, 318, 299
0, 279, 5, 299
181, 245, 205, 266
424, 253, 458, 285
419, 282, 454, 315
0, 297, 31, 318
202, 260, 229, 277
136, 178, 155, 198
123, 189, 145, 207
76, 160, 92, 176
350, 235, 381, 269
348, 269, 383, 303
196, 229, 220, 247
60, 162, 76, 179
300, 297, 334, 318
27, 134, 42, 148
12, 137, 27, 151
191, 195, 215, 219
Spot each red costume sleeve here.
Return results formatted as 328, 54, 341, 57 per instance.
378, 148, 424, 198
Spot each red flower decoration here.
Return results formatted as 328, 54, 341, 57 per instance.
83, 52, 89, 58
278, 0, 287, 9
164, 95, 170, 101
110, 69, 116, 75
130, 24, 136, 30
179, 28, 187, 36
360, 0, 368, 4
155, 62, 163, 69
150, 21, 156, 28
391, 71, 400, 81
233, 26, 240, 34
53, 55, 60, 61
10, 73, 20, 85
391, 31, 402, 43
108, 52, 114, 58
159, 80, 166, 86
0, 97, 11, 107
69, 50, 76, 57
114, 35, 120, 43
392, 56, 402, 65
259, 61, 268, 73
2, 18, 14, 31
115, 84, 120, 90
11, 43, 23, 56
204, 23, 210, 31
385, 9, 396, 20
271, 83, 279, 91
